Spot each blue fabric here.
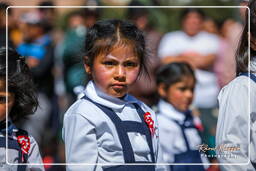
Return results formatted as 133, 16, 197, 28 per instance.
104, 164, 155, 171
169, 111, 205, 171
0, 120, 28, 170
239, 72, 256, 83
17, 43, 46, 60
17, 34, 51, 60
82, 95, 155, 171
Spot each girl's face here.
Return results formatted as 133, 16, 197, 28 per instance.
0, 80, 15, 121
159, 76, 195, 112
85, 45, 140, 98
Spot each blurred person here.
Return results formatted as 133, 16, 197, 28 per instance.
55, 10, 88, 102
0, 2, 14, 48
38, 1, 56, 33
0, 47, 44, 171
83, 6, 100, 28
213, 19, 238, 88
203, 17, 219, 35
16, 11, 55, 145
127, 0, 162, 106
158, 9, 220, 160
156, 62, 208, 171
216, 0, 256, 170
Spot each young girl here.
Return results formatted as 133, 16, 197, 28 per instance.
62, 19, 164, 171
0, 47, 44, 170
156, 62, 208, 171
216, 0, 256, 170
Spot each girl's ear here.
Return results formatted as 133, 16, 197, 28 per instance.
83, 56, 91, 74
157, 83, 167, 98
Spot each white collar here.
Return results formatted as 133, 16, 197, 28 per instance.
84, 81, 138, 110
158, 99, 186, 122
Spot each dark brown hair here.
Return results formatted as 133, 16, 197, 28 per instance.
236, 0, 256, 75
84, 19, 149, 78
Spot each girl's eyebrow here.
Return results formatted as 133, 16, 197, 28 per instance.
104, 54, 137, 60
104, 54, 118, 59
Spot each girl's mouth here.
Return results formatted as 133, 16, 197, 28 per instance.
111, 84, 127, 89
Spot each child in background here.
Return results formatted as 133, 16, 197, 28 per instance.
216, 0, 256, 170
62, 19, 164, 171
0, 47, 44, 171
156, 62, 207, 171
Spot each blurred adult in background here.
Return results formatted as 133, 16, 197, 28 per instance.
55, 8, 99, 104
16, 11, 55, 145
0, 2, 14, 48
158, 8, 220, 161
38, 1, 56, 34
127, 0, 162, 106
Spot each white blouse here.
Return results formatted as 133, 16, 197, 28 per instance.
62, 81, 165, 171
157, 100, 208, 166
216, 61, 256, 171
0, 121, 44, 171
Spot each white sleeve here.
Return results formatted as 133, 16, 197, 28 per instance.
155, 117, 169, 171
216, 81, 255, 171
63, 113, 99, 171
158, 33, 178, 58
27, 136, 45, 171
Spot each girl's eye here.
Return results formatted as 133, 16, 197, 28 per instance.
178, 87, 187, 91
0, 96, 7, 104
124, 62, 138, 67
103, 61, 115, 66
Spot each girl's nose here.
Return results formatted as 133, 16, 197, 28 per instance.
114, 66, 126, 81
185, 90, 193, 99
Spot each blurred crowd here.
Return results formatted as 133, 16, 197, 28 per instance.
0, 0, 248, 170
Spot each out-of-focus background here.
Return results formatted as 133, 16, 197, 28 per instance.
0, 0, 247, 170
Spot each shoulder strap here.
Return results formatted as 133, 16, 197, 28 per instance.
239, 72, 256, 83
82, 95, 136, 163
133, 103, 156, 163
16, 128, 30, 163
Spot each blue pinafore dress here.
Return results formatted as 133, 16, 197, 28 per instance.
0, 120, 29, 171
83, 95, 156, 171
170, 111, 205, 171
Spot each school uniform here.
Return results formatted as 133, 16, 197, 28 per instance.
0, 119, 45, 171
62, 81, 166, 171
157, 99, 208, 171
216, 60, 256, 171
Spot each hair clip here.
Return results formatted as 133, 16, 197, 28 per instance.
16, 59, 21, 73
16, 56, 25, 73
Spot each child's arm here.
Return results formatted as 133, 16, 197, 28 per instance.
216, 80, 255, 170
63, 113, 99, 171
27, 136, 45, 171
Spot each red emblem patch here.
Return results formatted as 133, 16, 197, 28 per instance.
17, 135, 30, 162
143, 112, 155, 136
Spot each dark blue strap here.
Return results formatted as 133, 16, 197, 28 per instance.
0, 136, 21, 151
122, 121, 146, 135
239, 72, 256, 82
82, 95, 155, 164
104, 164, 155, 171
133, 103, 156, 163
171, 119, 191, 151
0, 136, 26, 169
0, 121, 16, 135
83, 95, 135, 163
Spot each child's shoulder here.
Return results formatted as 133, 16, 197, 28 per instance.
64, 97, 105, 121
220, 74, 256, 94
